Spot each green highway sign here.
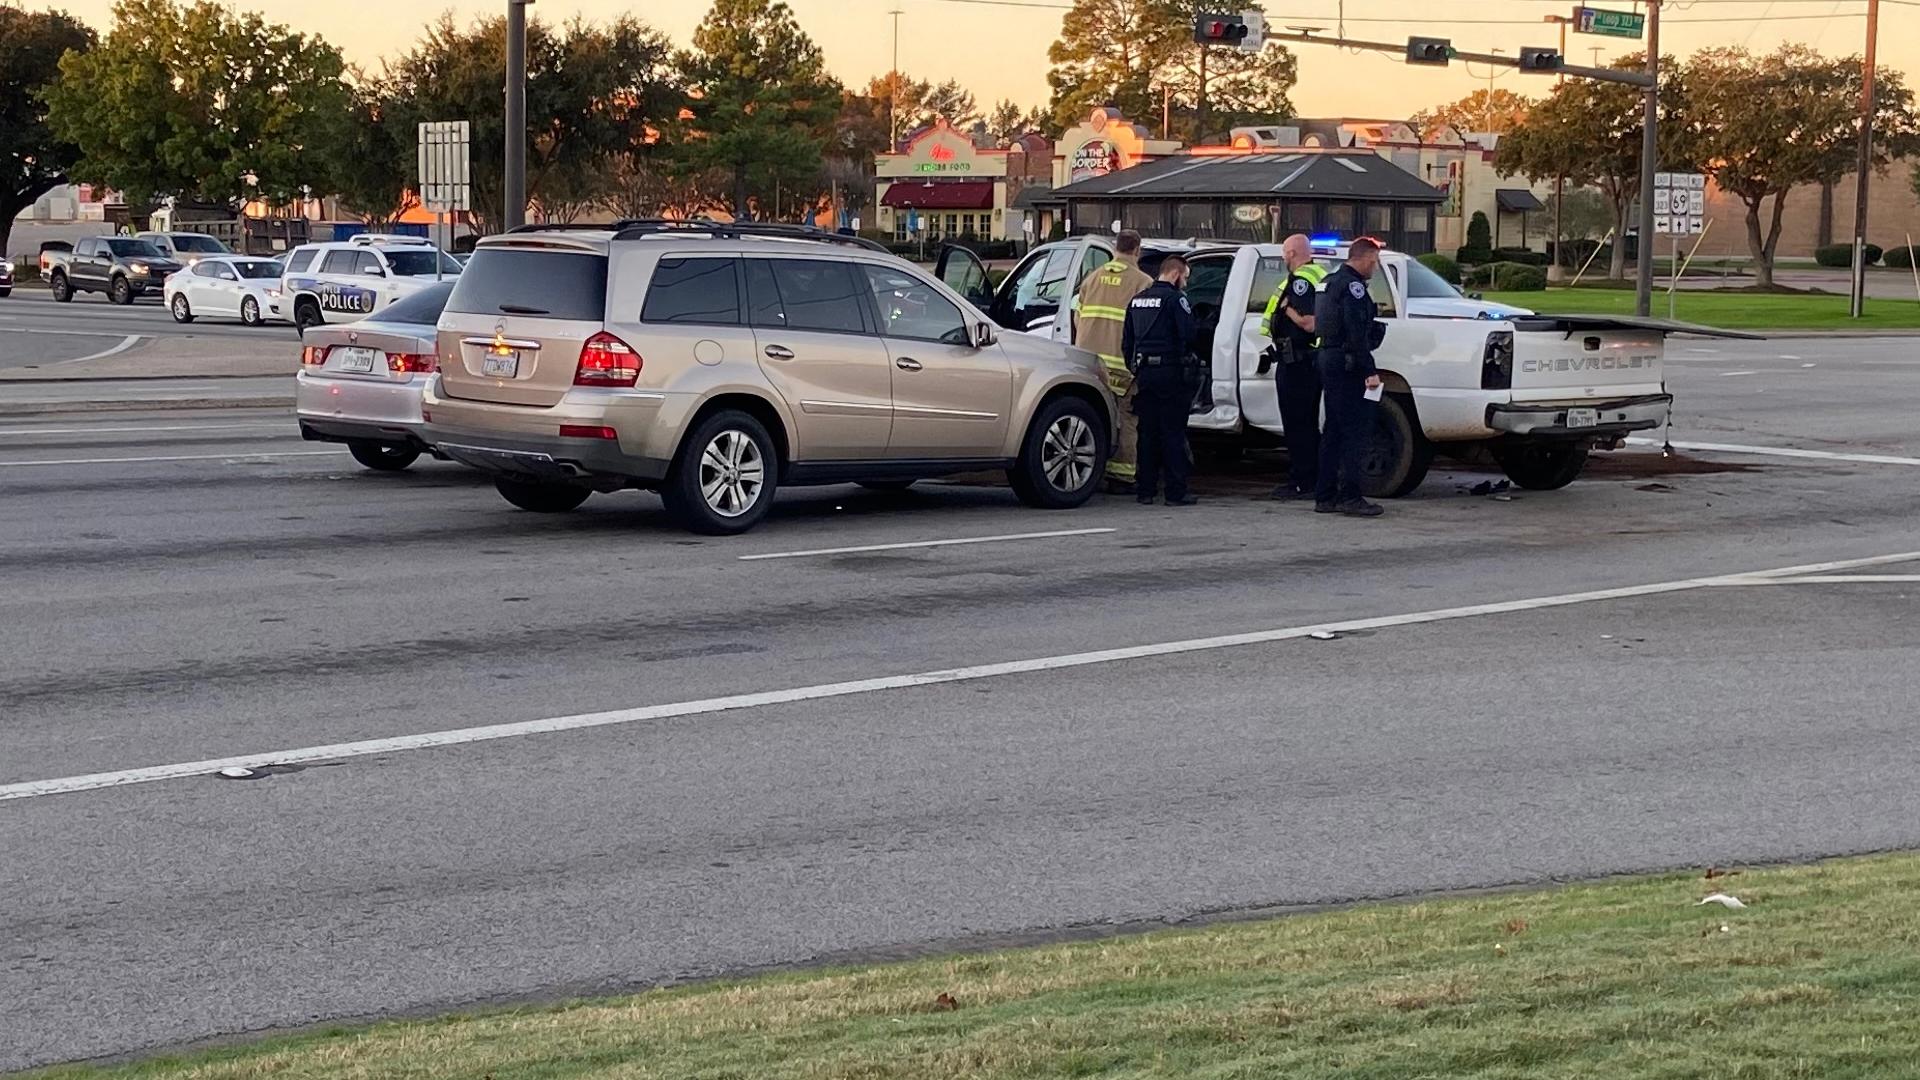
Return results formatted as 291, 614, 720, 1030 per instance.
1573, 5, 1645, 39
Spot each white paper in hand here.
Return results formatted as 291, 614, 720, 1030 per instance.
1363, 384, 1384, 403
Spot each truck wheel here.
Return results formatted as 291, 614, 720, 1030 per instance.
50, 273, 72, 302
1494, 441, 1591, 491
662, 409, 779, 535
1360, 391, 1433, 499
1009, 395, 1106, 509
110, 276, 134, 306
294, 300, 323, 336
494, 478, 591, 513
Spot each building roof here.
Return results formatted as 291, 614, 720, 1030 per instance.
1495, 188, 1547, 213
880, 180, 995, 210
1052, 150, 1444, 203
1009, 183, 1057, 209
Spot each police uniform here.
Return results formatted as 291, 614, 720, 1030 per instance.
1312, 263, 1384, 512
1071, 256, 1153, 485
1264, 261, 1328, 498
1121, 279, 1202, 505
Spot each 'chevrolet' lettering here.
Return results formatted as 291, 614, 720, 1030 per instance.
1519, 355, 1657, 373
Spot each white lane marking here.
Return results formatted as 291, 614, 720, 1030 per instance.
1718, 370, 1758, 377
6, 547, 1916, 803
0, 326, 139, 339
58, 334, 143, 364
1721, 574, 1920, 586
1627, 437, 1920, 467
1779, 354, 1802, 360
0, 449, 341, 468
0, 423, 286, 437
738, 528, 1118, 561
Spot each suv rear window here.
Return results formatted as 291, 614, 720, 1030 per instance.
642, 257, 739, 324
446, 249, 608, 320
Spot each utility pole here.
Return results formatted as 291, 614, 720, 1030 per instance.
1545, 14, 1571, 282
1849, 0, 1880, 318
887, 9, 903, 149
1197, 41, 1209, 143
1633, 0, 1661, 318
503, 0, 532, 231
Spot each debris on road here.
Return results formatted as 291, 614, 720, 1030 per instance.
932, 992, 960, 1011
1308, 631, 1339, 641
1697, 893, 1748, 910
216, 767, 256, 779
1637, 482, 1679, 493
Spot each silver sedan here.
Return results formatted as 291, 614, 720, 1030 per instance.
295, 282, 455, 471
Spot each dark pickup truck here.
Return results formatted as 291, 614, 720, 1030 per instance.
45, 236, 184, 305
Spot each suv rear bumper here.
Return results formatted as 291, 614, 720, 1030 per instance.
1486, 393, 1671, 438
419, 380, 677, 484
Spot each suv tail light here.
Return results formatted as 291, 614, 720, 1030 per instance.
386, 353, 437, 373
301, 345, 329, 366
574, 331, 641, 387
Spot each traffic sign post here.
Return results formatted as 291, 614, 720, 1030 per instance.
418, 120, 471, 278
1654, 171, 1707, 319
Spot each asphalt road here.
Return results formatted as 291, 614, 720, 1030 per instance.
1, 289, 285, 368
3, 345, 1920, 1071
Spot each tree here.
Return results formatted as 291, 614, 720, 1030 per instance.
1410, 88, 1532, 136
1683, 44, 1920, 288
598, 150, 723, 220
987, 99, 1025, 145
326, 78, 416, 227
1496, 54, 1686, 281
1045, 0, 1296, 142
0, 6, 93, 256
1548, 187, 1612, 267
381, 13, 678, 233
1461, 211, 1493, 263
46, 0, 349, 206
909, 78, 980, 132
677, 0, 839, 220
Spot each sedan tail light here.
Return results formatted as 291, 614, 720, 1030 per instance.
574, 331, 641, 387
300, 345, 328, 366
386, 353, 437, 373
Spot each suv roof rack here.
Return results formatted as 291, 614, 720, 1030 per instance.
608, 218, 888, 253
349, 233, 434, 246
504, 222, 627, 234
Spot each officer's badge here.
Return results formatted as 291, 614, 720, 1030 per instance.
1348, 281, 1366, 299
1292, 280, 1310, 296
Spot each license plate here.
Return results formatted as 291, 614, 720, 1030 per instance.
337, 347, 380, 373
1565, 407, 1599, 429
482, 352, 520, 378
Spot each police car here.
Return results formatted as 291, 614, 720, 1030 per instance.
280, 234, 462, 334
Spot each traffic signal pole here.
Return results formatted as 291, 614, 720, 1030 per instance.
1633, 0, 1661, 318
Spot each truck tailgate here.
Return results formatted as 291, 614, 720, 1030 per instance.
1510, 322, 1664, 402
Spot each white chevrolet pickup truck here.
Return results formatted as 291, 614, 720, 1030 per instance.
939, 236, 1741, 498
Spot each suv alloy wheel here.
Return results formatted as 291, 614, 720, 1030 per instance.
1009, 396, 1106, 509
662, 409, 779, 535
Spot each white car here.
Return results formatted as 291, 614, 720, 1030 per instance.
281, 234, 462, 334
164, 255, 288, 326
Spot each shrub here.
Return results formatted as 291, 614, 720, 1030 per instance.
1492, 247, 1550, 267
1416, 252, 1461, 286
1885, 245, 1917, 269
1458, 211, 1494, 264
1465, 262, 1548, 292
1815, 243, 1884, 267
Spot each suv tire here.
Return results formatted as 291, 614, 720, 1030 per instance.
494, 478, 591, 513
349, 441, 420, 472
50, 272, 71, 302
1494, 440, 1590, 490
1009, 395, 1106, 509
663, 409, 778, 535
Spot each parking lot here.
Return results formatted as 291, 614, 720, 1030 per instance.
3, 335, 1919, 1070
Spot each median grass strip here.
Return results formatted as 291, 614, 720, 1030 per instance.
32, 854, 1920, 1079
1482, 287, 1920, 331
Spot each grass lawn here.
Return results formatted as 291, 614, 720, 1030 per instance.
31, 854, 1920, 1079
1481, 287, 1920, 331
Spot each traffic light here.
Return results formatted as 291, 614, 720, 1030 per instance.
1194, 13, 1249, 46
1517, 46, 1563, 73
1406, 36, 1453, 65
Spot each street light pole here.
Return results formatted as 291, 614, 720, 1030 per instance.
1545, 15, 1570, 281
1849, 0, 1880, 319
887, 9, 903, 149
503, 0, 532, 232
1633, 0, 1661, 318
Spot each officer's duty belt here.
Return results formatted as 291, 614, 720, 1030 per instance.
1132, 355, 1203, 367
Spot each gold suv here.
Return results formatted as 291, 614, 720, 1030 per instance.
421, 221, 1116, 534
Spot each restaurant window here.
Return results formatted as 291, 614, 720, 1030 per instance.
1174, 202, 1217, 236
1400, 206, 1433, 253
1121, 202, 1166, 235
1072, 201, 1115, 234
1365, 205, 1394, 236
1325, 203, 1355, 237
1223, 204, 1268, 242
1285, 202, 1316, 232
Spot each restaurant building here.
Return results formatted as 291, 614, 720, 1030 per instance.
873, 120, 1051, 243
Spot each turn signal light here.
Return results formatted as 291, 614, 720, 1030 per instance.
386, 353, 437, 373
300, 345, 328, 366
574, 331, 641, 387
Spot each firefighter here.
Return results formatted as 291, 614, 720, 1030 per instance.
1071, 230, 1153, 492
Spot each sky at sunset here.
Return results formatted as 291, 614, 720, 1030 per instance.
45, 0, 1920, 124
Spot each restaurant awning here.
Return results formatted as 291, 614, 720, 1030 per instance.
881, 181, 994, 210
1496, 188, 1546, 213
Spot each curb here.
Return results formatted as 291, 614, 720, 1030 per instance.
0, 395, 293, 417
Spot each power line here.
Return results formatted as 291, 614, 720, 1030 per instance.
893, 0, 1894, 18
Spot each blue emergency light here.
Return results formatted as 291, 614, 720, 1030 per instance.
1309, 235, 1341, 249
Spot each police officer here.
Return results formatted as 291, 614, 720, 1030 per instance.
1071, 231, 1154, 492
1313, 237, 1387, 517
1121, 254, 1202, 507
1263, 233, 1328, 501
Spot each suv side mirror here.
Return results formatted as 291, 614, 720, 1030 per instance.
971, 321, 997, 349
